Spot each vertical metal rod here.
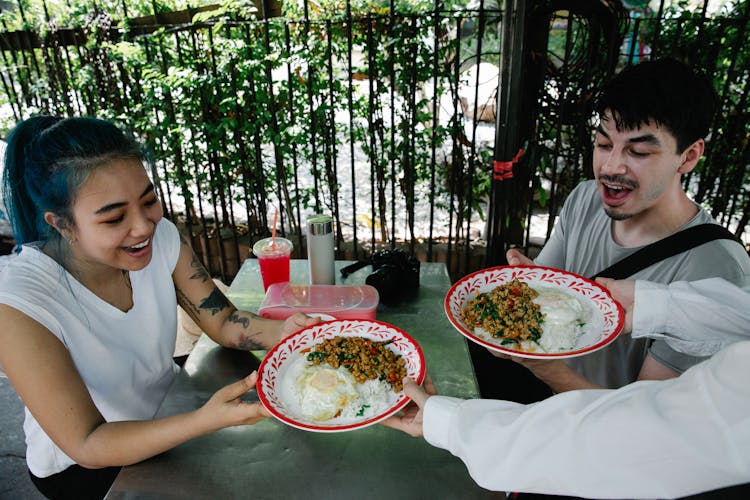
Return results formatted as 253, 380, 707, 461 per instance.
427, 2, 441, 262
284, 22, 304, 253
344, 0, 359, 259
463, 0, 485, 273
545, 11, 576, 241
650, 0, 667, 54
324, 18, 341, 253
446, 15, 462, 278
388, 0, 396, 251
0, 36, 22, 120
366, 19, 378, 251
260, 5, 294, 237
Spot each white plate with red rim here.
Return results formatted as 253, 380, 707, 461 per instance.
257, 319, 425, 432
444, 265, 625, 359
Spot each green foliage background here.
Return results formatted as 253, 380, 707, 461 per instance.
0, 0, 747, 279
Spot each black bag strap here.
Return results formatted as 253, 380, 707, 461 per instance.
591, 223, 743, 280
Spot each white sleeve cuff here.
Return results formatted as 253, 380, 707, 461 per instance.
422, 395, 463, 451
632, 280, 670, 338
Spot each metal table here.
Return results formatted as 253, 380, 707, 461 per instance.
106, 259, 500, 500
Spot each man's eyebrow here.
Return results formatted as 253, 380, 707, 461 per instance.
595, 125, 661, 146
95, 183, 155, 215
628, 133, 660, 146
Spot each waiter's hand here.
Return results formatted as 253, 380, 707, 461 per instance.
595, 278, 634, 334
380, 372, 435, 437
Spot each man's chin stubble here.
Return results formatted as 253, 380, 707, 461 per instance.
603, 207, 634, 221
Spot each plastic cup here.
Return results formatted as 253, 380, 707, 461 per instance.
253, 237, 293, 291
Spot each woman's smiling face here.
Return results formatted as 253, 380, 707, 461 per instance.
66, 158, 162, 272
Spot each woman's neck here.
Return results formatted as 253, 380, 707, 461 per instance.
42, 239, 134, 311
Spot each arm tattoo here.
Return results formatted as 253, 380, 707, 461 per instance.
188, 253, 211, 283
199, 288, 231, 316
177, 284, 263, 350
176, 288, 201, 322
228, 311, 250, 329
237, 335, 264, 351
180, 234, 211, 283
230, 311, 265, 350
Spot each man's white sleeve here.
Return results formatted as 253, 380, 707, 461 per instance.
423, 342, 750, 499
633, 277, 750, 356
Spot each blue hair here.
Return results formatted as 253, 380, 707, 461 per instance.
2, 116, 144, 246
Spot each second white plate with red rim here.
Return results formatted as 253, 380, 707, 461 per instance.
444, 265, 625, 359
257, 319, 425, 432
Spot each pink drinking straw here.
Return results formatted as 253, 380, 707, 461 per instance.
271, 208, 278, 249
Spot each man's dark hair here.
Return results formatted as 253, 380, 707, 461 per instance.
593, 58, 718, 153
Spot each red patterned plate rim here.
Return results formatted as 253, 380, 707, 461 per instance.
444, 265, 625, 359
257, 319, 425, 432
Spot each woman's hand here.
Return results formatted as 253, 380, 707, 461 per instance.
279, 313, 320, 340
198, 371, 271, 430
595, 278, 635, 334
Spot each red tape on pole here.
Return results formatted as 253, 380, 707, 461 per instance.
492, 148, 525, 181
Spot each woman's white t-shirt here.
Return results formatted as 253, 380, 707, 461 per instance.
0, 218, 181, 477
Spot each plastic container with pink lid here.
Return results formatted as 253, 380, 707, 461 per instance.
258, 282, 379, 320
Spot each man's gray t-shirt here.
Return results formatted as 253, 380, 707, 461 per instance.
535, 180, 750, 388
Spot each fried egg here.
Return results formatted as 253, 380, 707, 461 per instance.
533, 287, 586, 352
294, 364, 360, 421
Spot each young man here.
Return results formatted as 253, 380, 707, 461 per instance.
503, 58, 750, 391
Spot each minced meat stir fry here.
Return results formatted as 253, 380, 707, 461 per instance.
306, 336, 407, 392
460, 279, 545, 345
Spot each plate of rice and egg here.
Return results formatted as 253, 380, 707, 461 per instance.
257, 319, 424, 432
444, 265, 624, 359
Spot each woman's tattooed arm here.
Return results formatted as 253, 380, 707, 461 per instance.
228, 311, 266, 350
176, 285, 268, 350
175, 234, 284, 351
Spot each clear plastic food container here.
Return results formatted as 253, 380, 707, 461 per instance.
258, 282, 379, 320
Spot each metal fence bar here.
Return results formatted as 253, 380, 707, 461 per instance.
0, 1, 746, 282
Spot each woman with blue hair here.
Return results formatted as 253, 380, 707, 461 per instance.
0, 116, 317, 499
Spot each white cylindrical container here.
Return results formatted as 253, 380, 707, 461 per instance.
306, 214, 335, 285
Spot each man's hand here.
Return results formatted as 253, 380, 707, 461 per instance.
489, 348, 600, 392
490, 350, 568, 379
595, 278, 635, 334
506, 248, 534, 266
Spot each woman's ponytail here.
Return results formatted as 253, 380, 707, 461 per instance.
3, 116, 143, 247
2, 116, 62, 245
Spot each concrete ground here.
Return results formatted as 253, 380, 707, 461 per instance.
0, 377, 45, 500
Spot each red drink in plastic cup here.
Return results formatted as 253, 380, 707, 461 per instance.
253, 237, 293, 291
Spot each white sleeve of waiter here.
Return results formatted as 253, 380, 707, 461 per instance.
631, 276, 750, 356
422, 341, 750, 498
